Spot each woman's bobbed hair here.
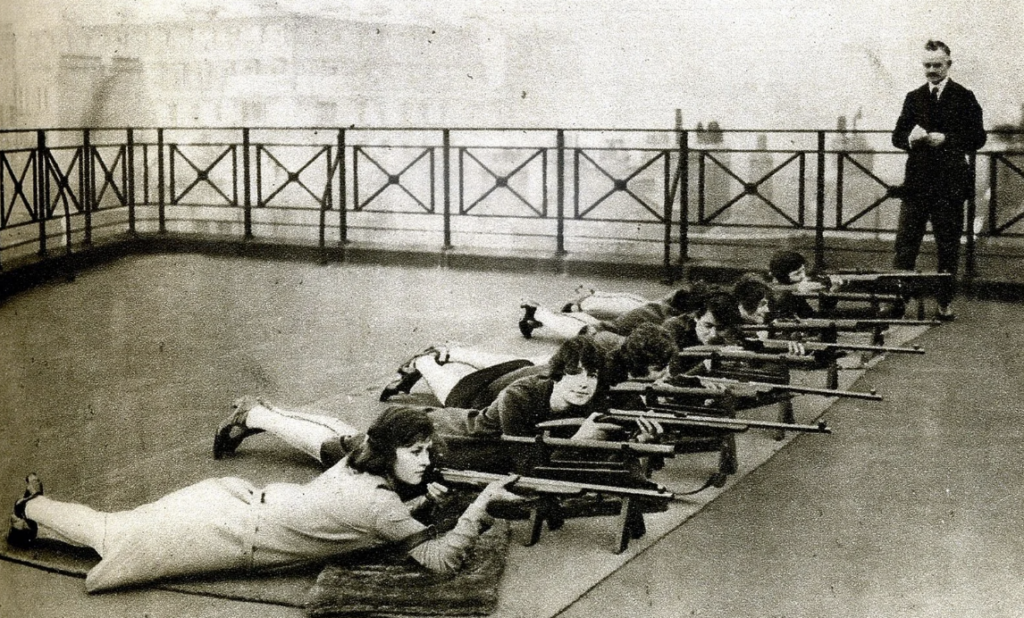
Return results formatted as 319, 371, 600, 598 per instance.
768, 250, 807, 284
347, 405, 436, 480
548, 334, 604, 382
605, 323, 678, 385
732, 272, 773, 313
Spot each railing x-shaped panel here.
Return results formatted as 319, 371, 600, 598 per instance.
835, 152, 900, 230
169, 144, 239, 206
990, 152, 1024, 235
698, 151, 804, 226
574, 149, 670, 221
0, 150, 36, 227
256, 145, 333, 209
44, 147, 84, 218
458, 147, 547, 216
353, 146, 434, 213
91, 145, 127, 209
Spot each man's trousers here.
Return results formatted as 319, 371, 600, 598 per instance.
892, 194, 964, 306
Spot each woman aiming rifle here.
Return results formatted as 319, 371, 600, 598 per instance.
7, 406, 522, 592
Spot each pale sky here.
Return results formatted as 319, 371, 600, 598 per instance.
5, 0, 1024, 128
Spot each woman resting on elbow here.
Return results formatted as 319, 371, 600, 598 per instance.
6, 406, 521, 592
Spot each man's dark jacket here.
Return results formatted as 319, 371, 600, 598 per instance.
891, 79, 986, 202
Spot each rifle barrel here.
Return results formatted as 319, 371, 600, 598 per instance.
608, 409, 832, 434
677, 348, 820, 366
792, 291, 902, 302
744, 318, 940, 331
437, 468, 674, 500
501, 434, 676, 456
615, 378, 883, 401
833, 271, 952, 280
751, 338, 925, 355
693, 377, 884, 401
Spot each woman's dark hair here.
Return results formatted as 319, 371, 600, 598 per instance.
347, 405, 436, 480
702, 291, 743, 328
660, 291, 743, 349
732, 272, 773, 313
665, 280, 715, 314
604, 323, 678, 385
768, 250, 807, 284
548, 334, 603, 381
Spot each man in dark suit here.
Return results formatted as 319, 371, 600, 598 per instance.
892, 39, 986, 320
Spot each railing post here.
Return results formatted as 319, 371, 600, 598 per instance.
243, 128, 252, 239
319, 140, 328, 259
126, 128, 136, 235
556, 129, 566, 256
157, 128, 166, 233
83, 129, 93, 244
662, 148, 672, 282
814, 130, 826, 270
988, 153, 997, 236
835, 152, 844, 228
678, 129, 689, 276
338, 128, 347, 246
35, 130, 47, 256
965, 152, 978, 287
443, 128, 452, 250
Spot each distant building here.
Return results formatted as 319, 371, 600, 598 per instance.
4, 14, 519, 129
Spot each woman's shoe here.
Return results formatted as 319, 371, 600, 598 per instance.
518, 303, 543, 339
8, 473, 43, 547
213, 397, 266, 459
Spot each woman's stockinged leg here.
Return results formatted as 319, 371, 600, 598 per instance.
415, 356, 476, 405
25, 496, 108, 553
533, 307, 601, 339
578, 292, 649, 319
244, 404, 358, 463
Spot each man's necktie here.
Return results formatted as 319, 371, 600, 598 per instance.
930, 87, 939, 104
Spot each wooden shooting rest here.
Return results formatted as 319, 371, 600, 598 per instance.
437, 432, 675, 553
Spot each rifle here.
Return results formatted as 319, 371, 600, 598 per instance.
537, 409, 831, 435
759, 317, 941, 329
741, 337, 925, 356
677, 346, 821, 367
614, 377, 882, 401
499, 433, 676, 457
438, 467, 674, 553
829, 270, 953, 281
437, 468, 673, 501
790, 290, 902, 303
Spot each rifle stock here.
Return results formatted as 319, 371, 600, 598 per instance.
437, 468, 674, 500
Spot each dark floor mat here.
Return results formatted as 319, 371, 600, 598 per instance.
306, 521, 511, 617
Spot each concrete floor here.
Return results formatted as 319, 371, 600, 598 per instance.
1, 254, 1022, 618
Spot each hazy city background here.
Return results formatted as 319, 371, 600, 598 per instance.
3, 0, 1023, 131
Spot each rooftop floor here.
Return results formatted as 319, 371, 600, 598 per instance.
0, 254, 1021, 618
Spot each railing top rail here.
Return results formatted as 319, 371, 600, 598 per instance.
5, 125, 1022, 134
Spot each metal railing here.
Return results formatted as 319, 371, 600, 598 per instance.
1, 126, 1023, 282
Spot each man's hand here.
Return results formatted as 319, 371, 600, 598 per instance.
909, 125, 928, 145
926, 132, 946, 147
